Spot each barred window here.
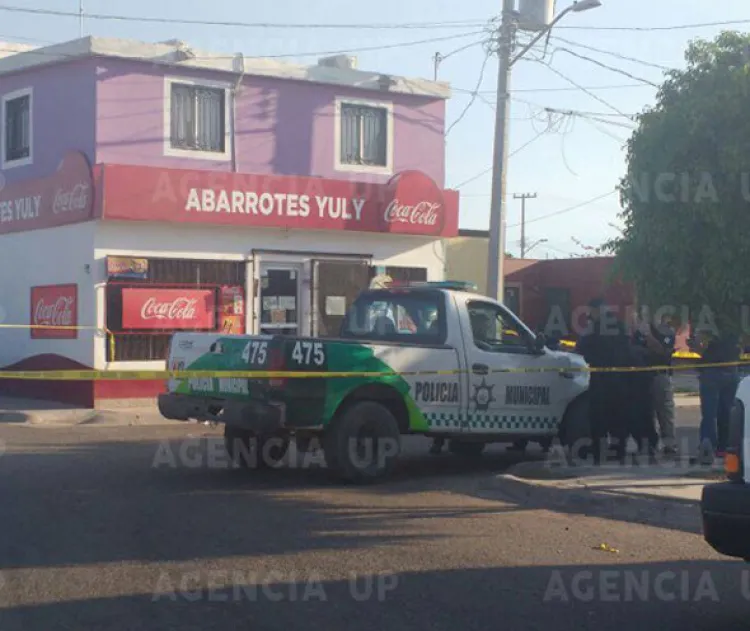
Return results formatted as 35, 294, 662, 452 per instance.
339, 103, 388, 167
170, 83, 226, 153
4, 93, 31, 163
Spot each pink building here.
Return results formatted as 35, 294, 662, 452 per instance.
0, 37, 459, 406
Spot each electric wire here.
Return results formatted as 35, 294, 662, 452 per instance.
549, 36, 673, 72
445, 50, 491, 136
0, 5, 489, 29
546, 48, 662, 87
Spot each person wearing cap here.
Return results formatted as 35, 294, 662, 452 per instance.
576, 298, 632, 464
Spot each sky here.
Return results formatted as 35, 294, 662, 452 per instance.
0, 0, 748, 260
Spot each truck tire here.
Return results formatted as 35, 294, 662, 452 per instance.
224, 425, 290, 469
559, 395, 591, 463
448, 439, 486, 458
323, 401, 401, 484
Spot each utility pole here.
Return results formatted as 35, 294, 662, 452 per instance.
485, 0, 515, 302
484, 0, 602, 301
433, 52, 442, 81
79, 0, 84, 37
513, 192, 537, 258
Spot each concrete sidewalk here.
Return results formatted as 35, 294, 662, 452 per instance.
0, 396, 180, 426
498, 455, 726, 504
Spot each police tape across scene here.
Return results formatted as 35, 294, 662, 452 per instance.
0, 360, 748, 380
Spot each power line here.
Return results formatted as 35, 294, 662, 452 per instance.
0, 30, 486, 60
0, 4, 488, 29
507, 190, 617, 228
451, 128, 552, 189
452, 83, 651, 97
555, 18, 750, 32
582, 117, 628, 143
536, 61, 634, 119
547, 48, 661, 87
540, 106, 636, 127
446, 51, 491, 136
549, 36, 673, 72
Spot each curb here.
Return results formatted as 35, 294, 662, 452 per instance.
479, 471, 709, 510
0, 410, 183, 427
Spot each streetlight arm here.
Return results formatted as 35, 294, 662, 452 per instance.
510, 6, 573, 66
510, 0, 600, 66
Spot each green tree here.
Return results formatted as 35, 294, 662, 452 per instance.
608, 31, 750, 334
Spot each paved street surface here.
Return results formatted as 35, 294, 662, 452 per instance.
0, 421, 747, 631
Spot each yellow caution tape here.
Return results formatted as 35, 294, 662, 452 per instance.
0, 360, 747, 380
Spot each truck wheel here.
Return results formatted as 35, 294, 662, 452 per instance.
448, 439, 486, 458
559, 395, 591, 463
224, 426, 289, 469
323, 401, 401, 484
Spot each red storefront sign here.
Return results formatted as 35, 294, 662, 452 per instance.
30, 284, 78, 339
0, 151, 94, 235
100, 165, 459, 237
122, 288, 216, 330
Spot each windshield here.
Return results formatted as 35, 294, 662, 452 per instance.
340, 290, 445, 344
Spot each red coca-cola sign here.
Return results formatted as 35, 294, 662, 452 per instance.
122, 288, 216, 330
30, 284, 78, 339
100, 165, 459, 237
381, 170, 446, 235
0, 151, 94, 235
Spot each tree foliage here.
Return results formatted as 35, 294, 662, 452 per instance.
608, 31, 750, 334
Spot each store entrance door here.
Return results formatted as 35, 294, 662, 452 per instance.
258, 264, 301, 336
311, 259, 371, 337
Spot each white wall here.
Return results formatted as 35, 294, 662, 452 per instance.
0, 222, 97, 367
93, 221, 446, 369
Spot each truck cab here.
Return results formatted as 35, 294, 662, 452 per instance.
158, 281, 591, 482
701, 375, 750, 561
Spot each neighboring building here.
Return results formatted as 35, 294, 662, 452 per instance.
445, 229, 633, 336
446, 229, 694, 351
0, 37, 459, 406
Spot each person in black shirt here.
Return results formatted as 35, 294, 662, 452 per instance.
628, 314, 663, 459
691, 326, 741, 463
576, 298, 632, 464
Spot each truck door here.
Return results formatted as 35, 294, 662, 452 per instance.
460, 300, 566, 438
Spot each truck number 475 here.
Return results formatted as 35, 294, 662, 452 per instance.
241, 341, 267, 364
292, 341, 325, 366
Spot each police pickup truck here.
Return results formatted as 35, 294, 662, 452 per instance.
702, 376, 750, 561
158, 281, 591, 483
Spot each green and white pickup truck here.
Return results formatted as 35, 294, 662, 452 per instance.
158, 281, 591, 482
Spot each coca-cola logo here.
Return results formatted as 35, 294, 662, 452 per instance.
381, 170, 445, 234
141, 297, 198, 321
53, 183, 90, 214
383, 199, 441, 226
33, 296, 74, 326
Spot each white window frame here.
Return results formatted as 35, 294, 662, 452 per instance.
163, 76, 232, 161
1, 86, 33, 169
334, 97, 394, 176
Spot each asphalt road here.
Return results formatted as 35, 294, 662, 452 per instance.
0, 420, 746, 631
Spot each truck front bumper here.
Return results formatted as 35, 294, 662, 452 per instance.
701, 482, 750, 561
158, 393, 284, 435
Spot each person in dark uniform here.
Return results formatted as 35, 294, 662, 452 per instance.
628, 314, 661, 460
691, 324, 741, 464
575, 298, 632, 464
